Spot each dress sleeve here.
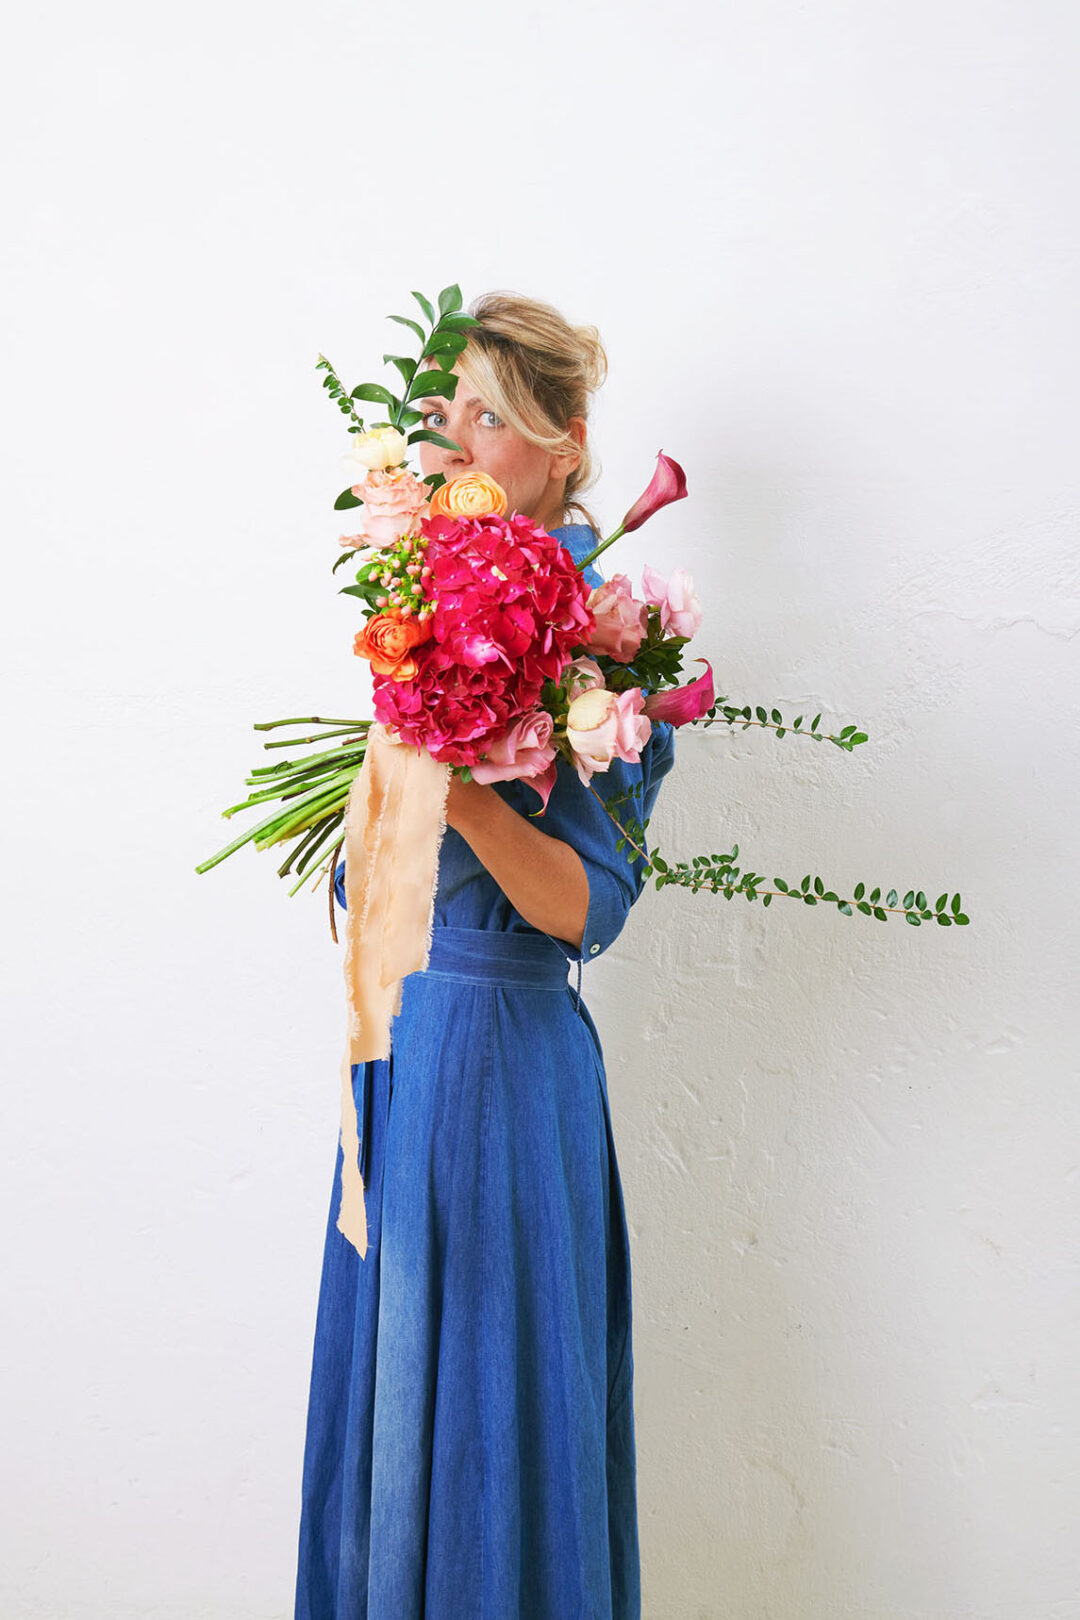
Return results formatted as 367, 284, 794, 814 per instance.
333, 858, 347, 910
532, 717, 677, 962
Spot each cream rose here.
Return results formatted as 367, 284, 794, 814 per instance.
343, 426, 409, 475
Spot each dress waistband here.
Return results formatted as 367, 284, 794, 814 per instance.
412, 925, 575, 990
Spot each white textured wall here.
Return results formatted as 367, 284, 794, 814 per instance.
3, 1, 1077, 1615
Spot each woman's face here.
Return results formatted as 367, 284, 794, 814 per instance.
415, 361, 584, 531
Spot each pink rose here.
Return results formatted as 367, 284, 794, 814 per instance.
643, 659, 715, 726
565, 686, 652, 785
350, 467, 429, 546
563, 656, 606, 701
584, 574, 649, 662
641, 563, 702, 640
470, 708, 556, 788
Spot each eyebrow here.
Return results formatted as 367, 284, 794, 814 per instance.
416, 394, 484, 409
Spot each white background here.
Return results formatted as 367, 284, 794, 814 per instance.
2, 1, 1077, 1615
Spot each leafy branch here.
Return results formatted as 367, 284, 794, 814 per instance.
587, 781, 969, 926
691, 701, 868, 751
319, 282, 483, 513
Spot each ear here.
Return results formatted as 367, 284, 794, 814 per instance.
552, 415, 587, 478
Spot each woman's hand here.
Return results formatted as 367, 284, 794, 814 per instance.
442, 771, 589, 949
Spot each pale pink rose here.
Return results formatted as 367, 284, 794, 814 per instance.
350, 467, 430, 546
565, 686, 652, 785
584, 574, 649, 662
470, 709, 556, 788
641, 563, 702, 640
563, 656, 606, 701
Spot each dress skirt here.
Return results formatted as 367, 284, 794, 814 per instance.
294, 924, 641, 1620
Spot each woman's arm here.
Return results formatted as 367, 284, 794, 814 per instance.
444, 775, 589, 950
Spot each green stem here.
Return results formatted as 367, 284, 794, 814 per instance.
577, 524, 626, 571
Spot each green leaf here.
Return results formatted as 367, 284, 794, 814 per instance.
800, 874, 811, 892
936, 914, 952, 926
804, 894, 817, 905
951, 893, 962, 916
906, 913, 921, 926
407, 429, 465, 451
437, 283, 464, 316
838, 902, 852, 916
774, 877, 789, 892
870, 887, 881, 904
793, 715, 803, 728
763, 892, 772, 907
814, 875, 824, 895
407, 368, 457, 401
388, 313, 425, 343
811, 713, 821, 731
423, 332, 468, 359
903, 890, 915, 909
350, 382, 397, 406
916, 890, 926, 910
873, 905, 887, 921
851, 732, 869, 745
435, 311, 480, 331
885, 889, 897, 907
771, 708, 782, 724
334, 487, 362, 510
856, 900, 871, 914
954, 912, 970, 925
854, 881, 865, 901
652, 854, 669, 873
411, 289, 435, 324
383, 355, 417, 387
935, 893, 948, 912
755, 706, 767, 723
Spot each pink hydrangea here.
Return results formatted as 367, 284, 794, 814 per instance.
372, 512, 595, 767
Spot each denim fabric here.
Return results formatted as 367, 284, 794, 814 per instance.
294, 525, 676, 1618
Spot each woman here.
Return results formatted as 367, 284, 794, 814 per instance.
294, 292, 676, 1619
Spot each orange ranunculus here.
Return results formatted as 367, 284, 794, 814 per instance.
427, 470, 508, 520
353, 611, 432, 682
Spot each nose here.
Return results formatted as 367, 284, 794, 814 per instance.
442, 421, 472, 467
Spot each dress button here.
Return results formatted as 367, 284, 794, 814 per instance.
589, 942, 601, 955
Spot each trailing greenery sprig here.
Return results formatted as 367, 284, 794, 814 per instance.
589, 781, 968, 926
692, 701, 868, 750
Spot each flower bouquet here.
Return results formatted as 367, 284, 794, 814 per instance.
197, 282, 968, 1256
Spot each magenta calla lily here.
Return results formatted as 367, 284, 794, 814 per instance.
642, 659, 715, 727
620, 451, 688, 534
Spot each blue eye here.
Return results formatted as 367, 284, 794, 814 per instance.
480, 409, 502, 427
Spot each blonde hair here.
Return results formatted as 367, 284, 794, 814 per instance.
450, 290, 608, 535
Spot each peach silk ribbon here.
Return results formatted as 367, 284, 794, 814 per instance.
337, 721, 452, 1259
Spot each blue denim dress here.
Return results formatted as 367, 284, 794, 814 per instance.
294, 525, 676, 1619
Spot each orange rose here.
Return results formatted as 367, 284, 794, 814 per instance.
353, 611, 432, 682
428, 470, 508, 520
